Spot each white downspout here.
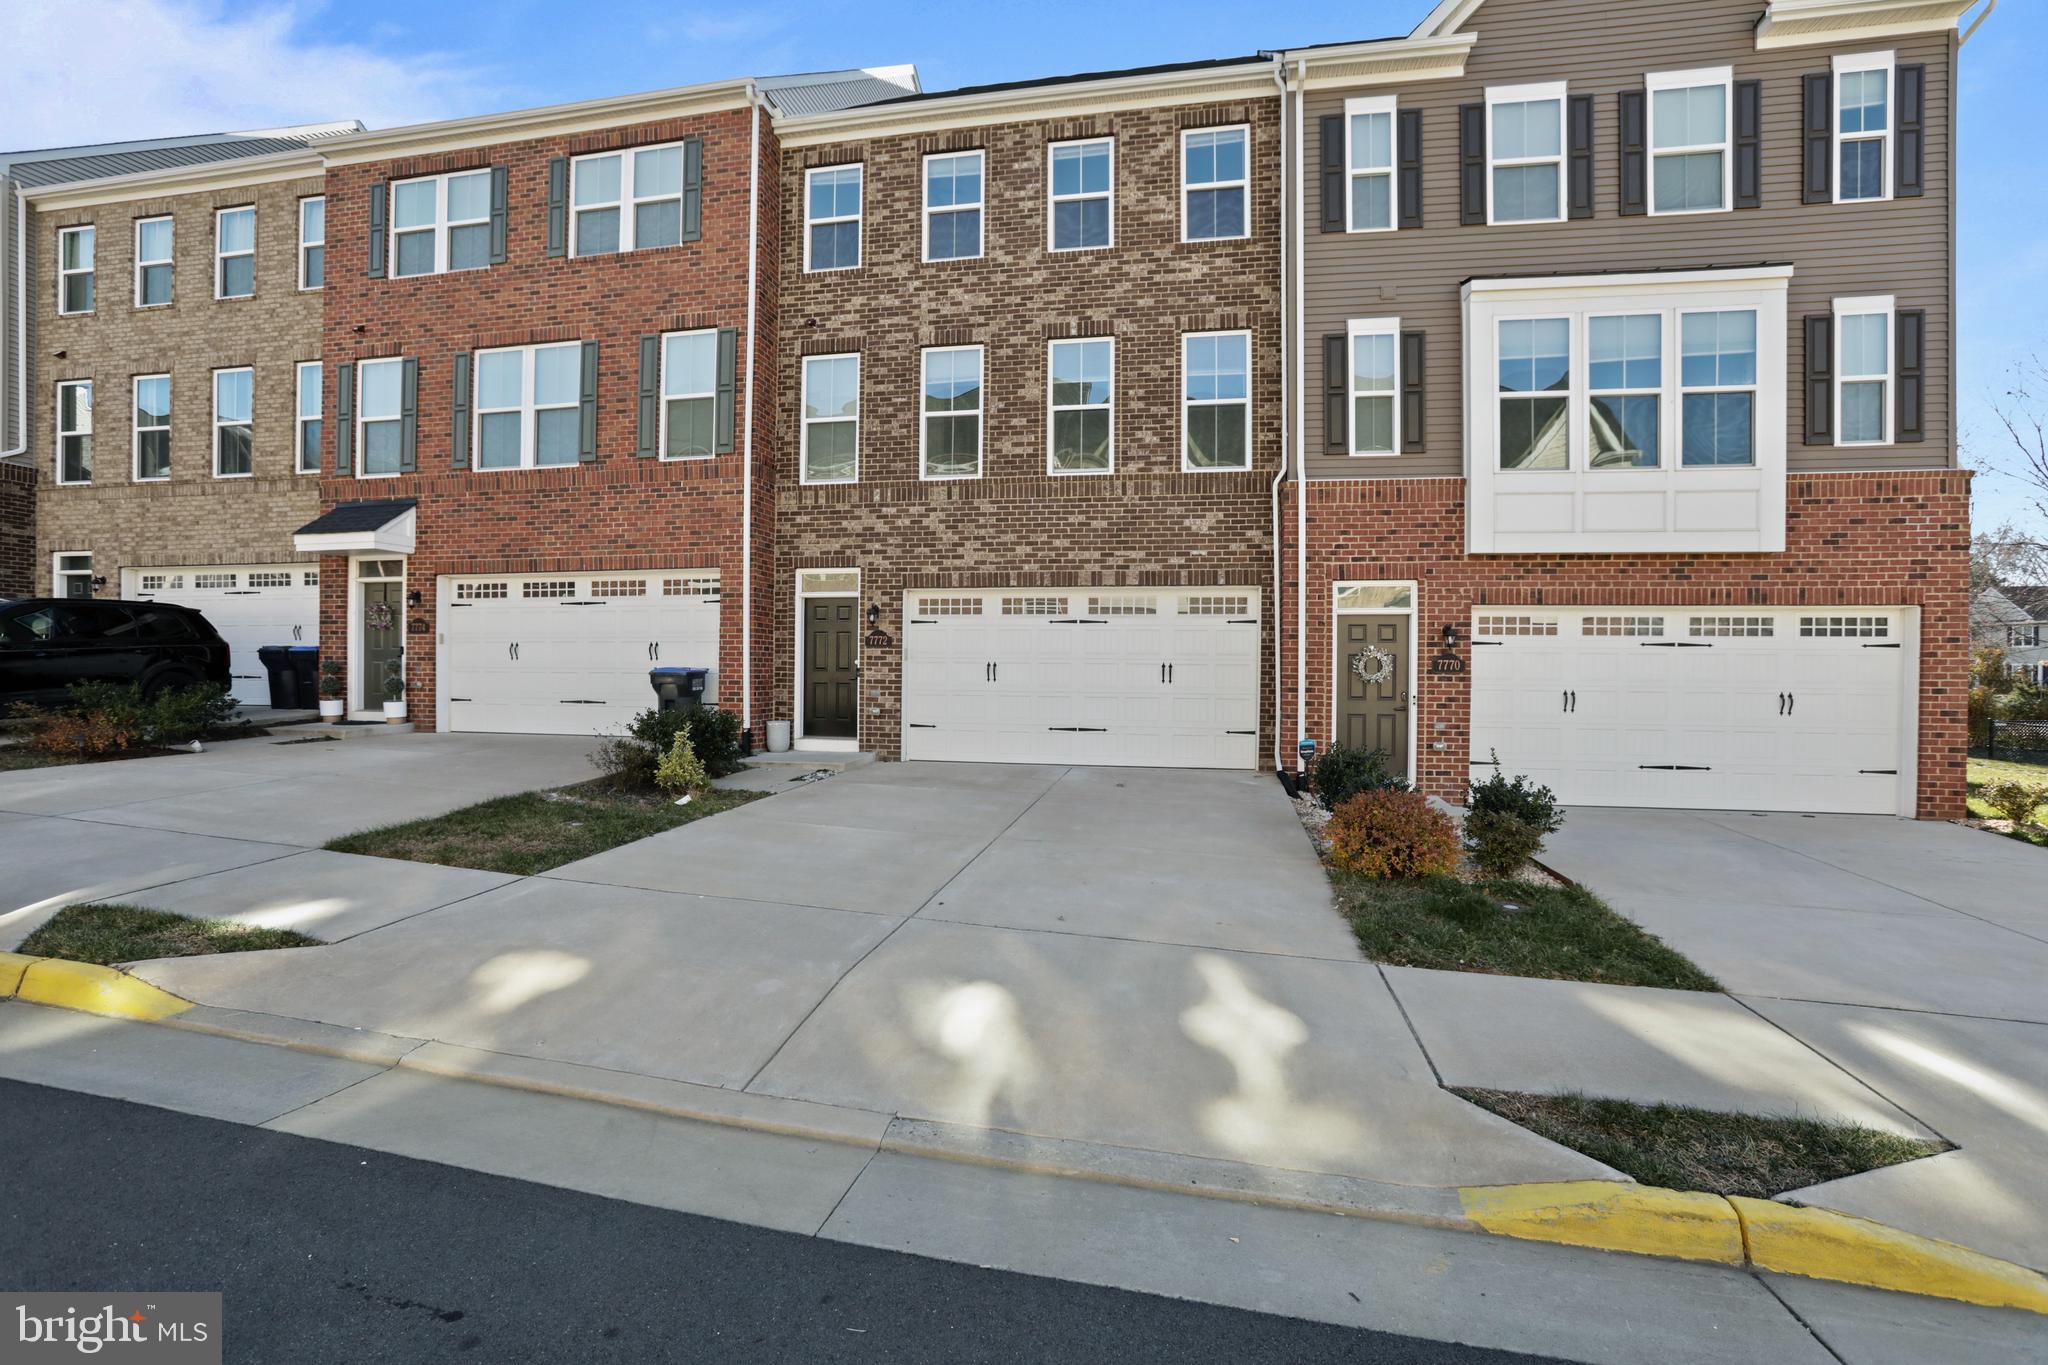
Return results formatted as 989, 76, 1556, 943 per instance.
1268, 56, 1289, 775
740, 83, 763, 735
1, 189, 26, 459
1292, 56, 1309, 776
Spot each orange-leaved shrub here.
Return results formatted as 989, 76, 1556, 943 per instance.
1324, 789, 1460, 879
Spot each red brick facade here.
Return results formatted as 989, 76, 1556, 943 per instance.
1279, 472, 1973, 817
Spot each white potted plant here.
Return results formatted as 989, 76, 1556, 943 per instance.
381, 652, 407, 723
318, 658, 346, 723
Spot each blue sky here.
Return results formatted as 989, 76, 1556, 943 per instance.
5, 0, 2035, 537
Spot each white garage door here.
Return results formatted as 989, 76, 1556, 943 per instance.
126, 565, 320, 706
440, 570, 720, 736
901, 587, 1260, 769
1468, 608, 1909, 815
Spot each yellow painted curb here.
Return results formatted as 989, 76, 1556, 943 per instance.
15, 957, 192, 1022
1459, 1180, 1744, 1265
1732, 1197, 2048, 1315
0, 952, 32, 998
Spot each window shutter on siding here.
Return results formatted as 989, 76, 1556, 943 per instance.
451, 353, 471, 469
1323, 334, 1348, 456
334, 362, 354, 475
1803, 74, 1833, 204
546, 158, 568, 258
578, 341, 599, 463
367, 184, 387, 277
682, 138, 704, 241
399, 358, 419, 472
636, 336, 659, 458
1397, 109, 1423, 229
1804, 314, 1834, 446
714, 327, 738, 454
1400, 330, 1426, 453
1896, 64, 1926, 198
1896, 309, 1926, 442
1458, 104, 1486, 225
488, 166, 509, 264
1567, 94, 1595, 219
1734, 80, 1763, 209
1618, 90, 1647, 216
1319, 115, 1345, 233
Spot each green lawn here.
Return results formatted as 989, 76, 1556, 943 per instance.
1335, 872, 1721, 990
1456, 1089, 1948, 1198
325, 779, 762, 876
1966, 755, 2048, 848
20, 903, 322, 966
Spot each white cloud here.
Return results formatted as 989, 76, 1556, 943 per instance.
0, 0, 496, 150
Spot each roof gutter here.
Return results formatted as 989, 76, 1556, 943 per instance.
740, 80, 764, 735
1961, 0, 1997, 44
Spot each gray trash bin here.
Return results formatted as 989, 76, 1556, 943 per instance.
649, 666, 710, 713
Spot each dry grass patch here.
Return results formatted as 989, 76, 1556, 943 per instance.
21, 903, 322, 966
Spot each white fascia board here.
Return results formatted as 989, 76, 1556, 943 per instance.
320, 80, 754, 166
1464, 264, 1795, 299
22, 150, 325, 211
294, 510, 416, 556
1755, 0, 1977, 49
1290, 34, 1478, 91
1412, 0, 1486, 37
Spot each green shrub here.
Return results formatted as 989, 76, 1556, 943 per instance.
655, 734, 711, 797
1325, 789, 1460, 879
15, 680, 240, 757
317, 658, 346, 700
1981, 779, 2048, 827
592, 705, 745, 789
1465, 810, 1548, 878
1310, 743, 1407, 808
141, 683, 241, 745
1468, 757, 1564, 832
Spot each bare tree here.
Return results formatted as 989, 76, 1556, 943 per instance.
1992, 353, 2048, 526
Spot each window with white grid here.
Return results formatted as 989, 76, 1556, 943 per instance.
662, 575, 721, 597
1181, 595, 1250, 616
522, 580, 577, 599
1088, 595, 1157, 615
591, 579, 648, 597
1800, 615, 1889, 638
1476, 615, 1558, 637
195, 572, 237, 589
303, 571, 319, 587
249, 572, 292, 588
1689, 616, 1774, 638
140, 575, 168, 591
1001, 596, 1067, 616
456, 582, 507, 600
916, 597, 983, 616
1581, 615, 1665, 637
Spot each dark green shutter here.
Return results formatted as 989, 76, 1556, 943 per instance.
1319, 115, 1344, 233
1803, 74, 1832, 204
489, 166, 508, 264
578, 340, 598, 463
546, 157, 568, 258
636, 335, 659, 457
1396, 110, 1422, 229
1400, 330, 1425, 454
1567, 94, 1594, 219
1458, 104, 1485, 225
1618, 90, 1647, 216
1896, 309, 1926, 442
451, 352, 471, 468
1804, 315, 1834, 446
682, 138, 704, 242
1896, 65, 1925, 198
399, 358, 418, 472
335, 362, 354, 474
367, 184, 387, 277
714, 327, 738, 454
1323, 334, 1347, 456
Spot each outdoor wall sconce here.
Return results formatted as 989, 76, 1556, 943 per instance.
407, 589, 422, 607
867, 603, 880, 627
89, 576, 107, 591
1442, 622, 1459, 647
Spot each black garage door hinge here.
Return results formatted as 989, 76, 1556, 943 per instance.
1469, 758, 1500, 766
559, 699, 607, 705
1045, 726, 1107, 732
1225, 729, 1256, 735
1859, 768, 1899, 775
908, 722, 937, 729
1863, 643, 1901, 649
1638, 764, 1712, 770
1640, 641, 1711, 648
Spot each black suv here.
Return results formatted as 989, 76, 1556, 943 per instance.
0, 598, 232, 707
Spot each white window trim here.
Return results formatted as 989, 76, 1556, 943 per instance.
134, 216, 173, 308
1645, 66, 1734, 217
1180, 125, 1251, 244
212, 366, 254, 479
1343, 96, 1398, 233
1833, 293, 1895, 448
298, 196, 325, 291
389, 170, 491, 278
921, 149, 984, 264
803, 164, 863, 274
471, 342, 582, 473
1675, 307, 1761, 468
55, 379, 92, 485
570, 142, 686, 257
133, 373, 170, 483
214, 206, 255, 300
1484, 81, 1568, 226
356, 357, 405, 480
1347, 316, 1402, 458
1586, 312, 1665, 470
799, 352, 860, 486
1047, 137, 1114, 252
295, 360, 323, 475
919, 344, 984, 482
657, 327, 718, 463
1181, 329, 1252, 473
57, 225, 93, 316
1495, 314, 1576, 472
1047, 336, 1115, 476
53, 552, 94, 598
1833, 50, 1895, 205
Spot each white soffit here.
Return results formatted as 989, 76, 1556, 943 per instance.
1755, 0, 1980, 49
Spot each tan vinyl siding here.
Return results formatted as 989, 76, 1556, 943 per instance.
1301, 0, 1954, 479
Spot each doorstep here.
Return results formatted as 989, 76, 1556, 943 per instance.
268, 720, 417, 741
742, 750, 876, 770
717, 749, 877, 794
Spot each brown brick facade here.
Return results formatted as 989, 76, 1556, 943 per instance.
0, 459, 33, 596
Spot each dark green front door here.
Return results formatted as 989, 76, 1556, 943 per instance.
362, 581, 404, 710
804, 598, 857, 738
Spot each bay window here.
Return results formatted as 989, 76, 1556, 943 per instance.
1497, 319, 1571, 469
1588, 315, 1661, 468
1679, 310, 1756, 466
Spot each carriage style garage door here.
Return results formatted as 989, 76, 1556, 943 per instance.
126, 565, 320, 707
1468, 608, 1910, 815
901, 587, 1260, 769
439, 570, 720, 736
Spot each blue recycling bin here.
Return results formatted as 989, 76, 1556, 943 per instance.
649, 666, 710, 713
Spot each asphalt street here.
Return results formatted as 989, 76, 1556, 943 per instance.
1, 1079, 1569, 1364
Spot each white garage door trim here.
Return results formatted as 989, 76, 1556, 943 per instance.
437, 569, 721, 736
901, 586, 1261, 769
125, 564, 320, 707
1468, 606, 1918, 816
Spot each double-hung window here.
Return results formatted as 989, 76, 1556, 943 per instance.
800, 354, 860, 484
296, 361, 323, 474
1345, 96, 1397, 232
1183, 331, 1249, 471
1834, 296, 1893, 446
1048, 337, 1113, 474
921, 345, 983, 480
573, 143, 685, 256
1182, 127, 1248, 242
1486, 84, 1566, 224
1588, 315, 1662, 467
1349, 319, 1399, 456
215, 207, 255, 298
134, 375, 171, 481
474, 343, 581, 470
55, 381, 91, 484
357, 358, 406, 477
660, 330, 717, 460
1647, 68, 1731, 215
805, 166, 862, 272
58, 226, 94, 314
1049, 138, 1112, 251
135, 217, 173, 307
299, 196, 325, 289
1679, 311, 1757, 466
923, 151, 983, 262
392, 170, 490, 277
1835, 51, 1893, 202
1497, 319, 1571, 469
213, 368, 253, 477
